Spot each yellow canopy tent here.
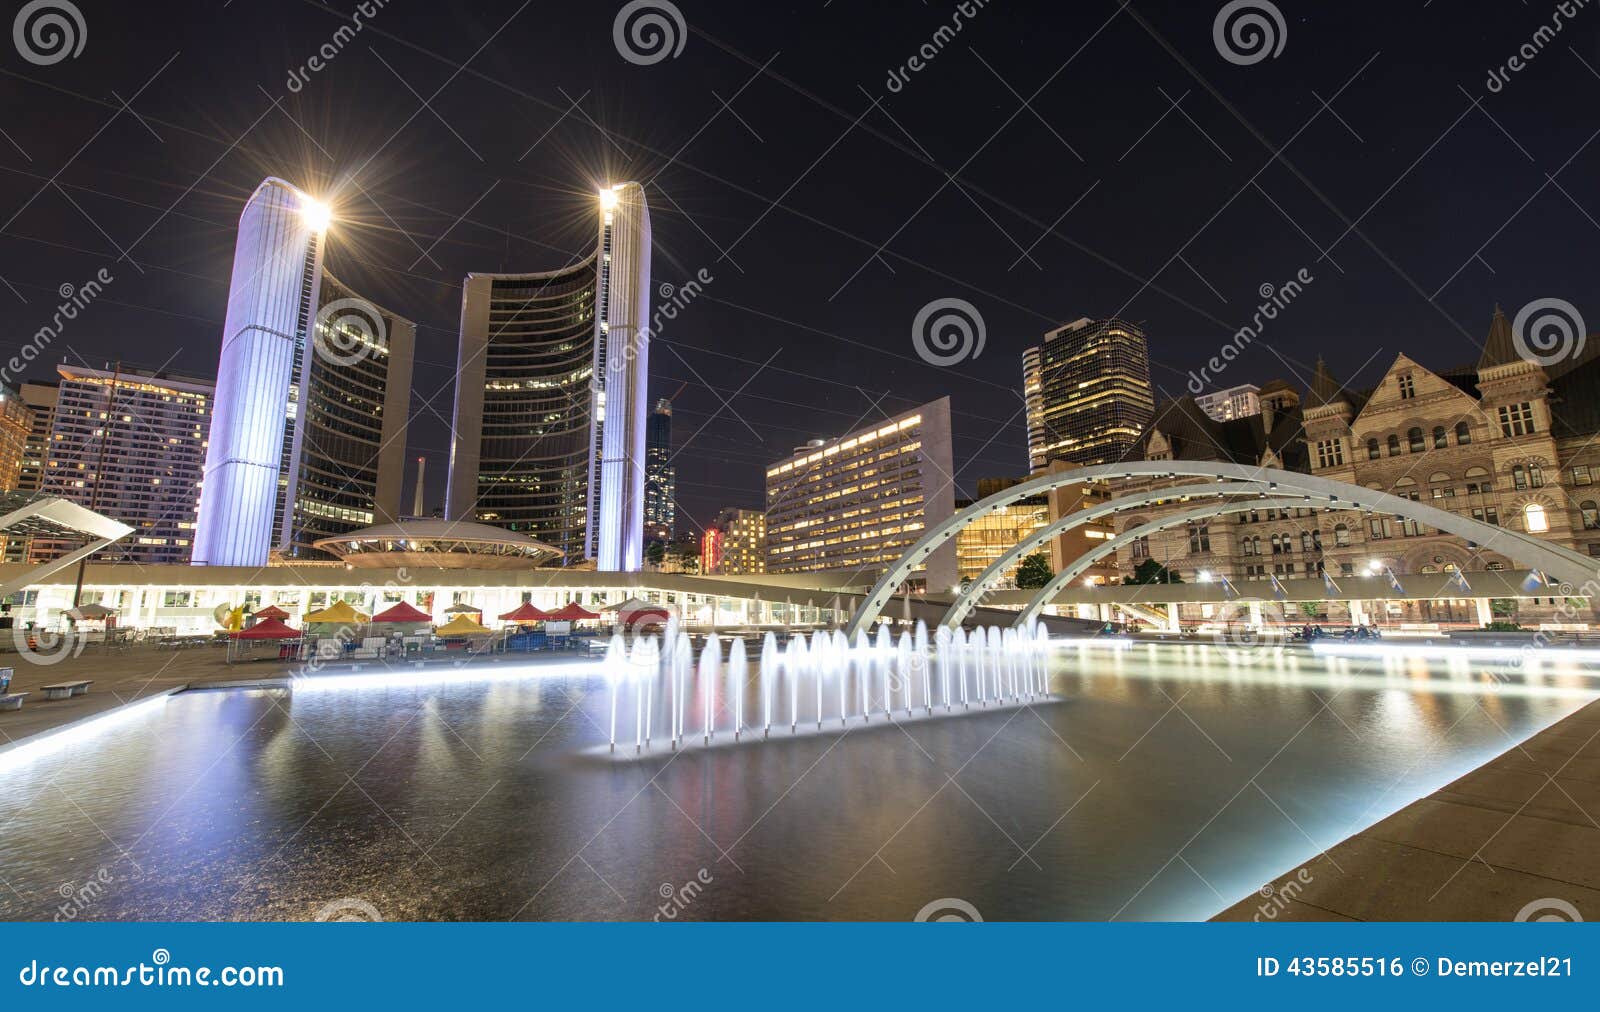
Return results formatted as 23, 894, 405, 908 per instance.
435, 614, 491, 636
303, 600, 370, 624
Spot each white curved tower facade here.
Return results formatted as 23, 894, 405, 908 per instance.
593, 182, 651, 572
192, 178, 325, 567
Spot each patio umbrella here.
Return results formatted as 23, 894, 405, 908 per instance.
546, 602, 600, 621
498, 601, 551, 623
436, 614, 492, 636
70, 602, 116, 620
370, 601, 432, 624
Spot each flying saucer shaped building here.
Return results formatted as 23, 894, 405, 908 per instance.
311, 518, 562, 570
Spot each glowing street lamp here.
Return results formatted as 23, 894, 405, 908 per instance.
300, 197, 332, 233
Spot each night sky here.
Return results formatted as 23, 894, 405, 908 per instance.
2, 1, 1597, 537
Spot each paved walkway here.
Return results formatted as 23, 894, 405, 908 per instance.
0, 644, 297, 748
1214, 695, 1600, 921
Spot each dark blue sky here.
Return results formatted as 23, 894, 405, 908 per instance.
2, 0, 1597, 532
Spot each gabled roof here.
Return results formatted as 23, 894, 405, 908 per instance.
1308, 357, 1344, 407
1143, 395, 1307, 469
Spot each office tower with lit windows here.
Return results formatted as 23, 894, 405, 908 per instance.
1023, 317, 1154, 471
193, 177, 414, 566
35, 364, 212, 565
708, 507, 765, 575
1194, 383, 1261, 422
448, 182, 651, 571
13, 381, 56, 494
0, 384, 32, 492
644, 398, 675, 544
765, 398, 956, 590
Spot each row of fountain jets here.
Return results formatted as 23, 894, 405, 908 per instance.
604, 619, 1054, 753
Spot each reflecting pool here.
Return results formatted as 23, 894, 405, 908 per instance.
0, 642, 1592, 921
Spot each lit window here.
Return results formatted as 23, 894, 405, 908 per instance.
1524, 503, 1549, 533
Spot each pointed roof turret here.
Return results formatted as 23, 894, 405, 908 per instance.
1478, 304, 1521, 370
1308, 357, 1342, 406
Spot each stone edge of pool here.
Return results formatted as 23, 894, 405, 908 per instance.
1211, 693, 1600, 922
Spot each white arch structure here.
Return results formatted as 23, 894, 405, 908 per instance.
943, 484, 1292, 629
1010, 497, 1310, 629
844, 462, 1597, 636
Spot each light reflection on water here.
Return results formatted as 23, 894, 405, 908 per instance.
0, 644, 1592, 922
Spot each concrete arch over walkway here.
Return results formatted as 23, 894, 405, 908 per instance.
843, 462, 1599, 636
1010, 497, 1315, 629
942, 482, 1284, 629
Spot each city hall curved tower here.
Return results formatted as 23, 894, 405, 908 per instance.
193, 177, 414, 566
447, 183, 651, 571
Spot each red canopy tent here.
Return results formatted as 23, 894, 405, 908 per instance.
253, 604, 290, 621
498, 602, 552, 623
370, 601, 432, 624
228, 617, 301, 639
546, 602, 600, 621
226, 617, 303, 663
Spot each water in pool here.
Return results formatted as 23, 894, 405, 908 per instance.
0, 641, 1591, 921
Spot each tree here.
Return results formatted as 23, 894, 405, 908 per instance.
673, 543, 700, 575
644, 541, 666, 567
1014, 553, 1053, 589
1123, 558, 1183, 585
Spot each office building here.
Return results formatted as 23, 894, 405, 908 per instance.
448, 182, 651, 572
0, 384, 31, 492
36, 364, 212, 565
765, 398, 956, 590
1194, 383, 1261, 422
644, 398, 675, 544
192, 177, 415, 567
13, 381, 56, 494
1023, 317, 1154, 471
955, 479, 1050, 585
711, 507, 765, 575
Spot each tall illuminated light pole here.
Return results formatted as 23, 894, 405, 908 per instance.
192, 178, 327, 567
592, 182, 651, 572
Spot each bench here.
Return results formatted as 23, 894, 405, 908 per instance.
0, 692, 25, 711
39, 680, 93, 701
